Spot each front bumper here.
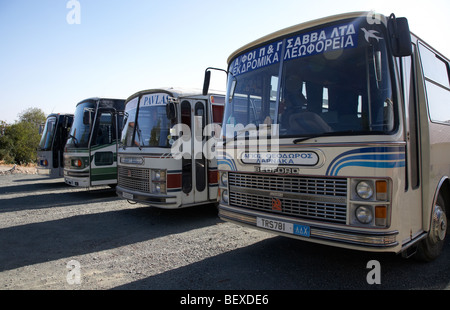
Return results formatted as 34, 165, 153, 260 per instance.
219, 205, 399, 250
116, 186, 178, 207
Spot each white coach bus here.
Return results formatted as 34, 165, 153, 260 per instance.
64, 98, 125, 187
203, 12, 450, 261
37, 113, 73, 178
116, 88, 225, 208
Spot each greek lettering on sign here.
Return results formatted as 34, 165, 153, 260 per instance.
229, 21, 360, 77
284, 22, 359, 61
241, 152, 318, 166
230, 40, 283, 76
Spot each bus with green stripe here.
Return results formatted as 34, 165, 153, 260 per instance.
64, 98, 125, 188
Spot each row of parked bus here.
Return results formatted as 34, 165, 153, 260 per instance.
37, 88, 225, 209
37, 11, 450, 261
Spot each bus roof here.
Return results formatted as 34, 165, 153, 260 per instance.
125, 87, 225, 103
46, 113, 73, 118
75, 98, 125, 110
227, 11, 376, 64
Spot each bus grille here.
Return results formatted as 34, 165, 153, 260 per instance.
228, 173, 348, 224
118, 166, 151, 193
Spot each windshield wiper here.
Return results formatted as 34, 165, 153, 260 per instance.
136, 124, 143, 150
293, 134, 326, 144
293, 130, 366, 144
68, 134, 79, 147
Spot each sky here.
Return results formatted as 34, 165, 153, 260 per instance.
1, 0, 449, 124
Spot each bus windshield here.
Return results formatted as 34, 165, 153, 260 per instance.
223, 17, 395, 139
66, 101, 95, 148
39, 116, 57, 150
121, 93, 172, 148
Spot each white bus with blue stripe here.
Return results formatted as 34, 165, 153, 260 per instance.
204, 12, 450, 261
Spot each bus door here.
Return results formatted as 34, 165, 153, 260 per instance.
400, 45, 423, 245
53, 115, 72, 176
180, 99, 209, 204
89, 108, 118, 186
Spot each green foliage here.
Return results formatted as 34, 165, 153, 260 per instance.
18, 108, 46, 128
0, 108, 46, 165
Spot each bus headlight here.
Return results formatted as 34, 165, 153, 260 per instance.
356, 181, 373, 199
222, 190, 229, 203
220, 172, 228, 187
151, 182, 166, 194
150, 169, 166, 194
355, 206, 373, 224
151, 170, 166, 182
71, 158, 84, 168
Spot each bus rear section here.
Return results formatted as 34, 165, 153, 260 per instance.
37, 113, 73, 178
64, 98, 125, 188
116, 88, 224, 208
211, 12, 450, 261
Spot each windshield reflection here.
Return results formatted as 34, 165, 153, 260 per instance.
39, 116, 57, 150
66, 101, 95, 148
121, 94, 172, 148
223, 17, 395, 140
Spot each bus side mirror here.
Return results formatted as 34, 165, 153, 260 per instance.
202, 70, 211, 96
388, 14, 413, 57
202, 67, 228, 96
166, 101, 177, 121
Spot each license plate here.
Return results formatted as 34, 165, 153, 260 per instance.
122, 192, 133, 200
256, 217, 310, 237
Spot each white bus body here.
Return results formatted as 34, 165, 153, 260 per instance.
209, 12, 450, 261
37, 113, 73, 178
64, 98, 125, 187
116, 88, 225, 209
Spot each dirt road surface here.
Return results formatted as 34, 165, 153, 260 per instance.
1, 172, 449, 295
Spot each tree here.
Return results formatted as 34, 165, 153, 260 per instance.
0, 108, 46, 164
18, 107, 46, 129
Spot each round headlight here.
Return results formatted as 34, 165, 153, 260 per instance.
220, 172, 228, 186
222, 189, 229, 203
154, 171, 161, 181
154, 183, 161, 193
356, 181, 373, 199
355, 206, 373, 224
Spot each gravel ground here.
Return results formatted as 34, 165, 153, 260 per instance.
1, 171, 450, 296
0, 172, 273, 291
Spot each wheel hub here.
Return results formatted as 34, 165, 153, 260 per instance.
430, 205, 447, 244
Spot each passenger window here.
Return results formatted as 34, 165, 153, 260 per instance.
419, 44, 450, 88
419, 43, 450, 124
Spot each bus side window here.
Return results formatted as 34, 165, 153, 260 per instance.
419, 43, 450, 124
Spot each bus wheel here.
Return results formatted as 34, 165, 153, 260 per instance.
415, 194, 447, 262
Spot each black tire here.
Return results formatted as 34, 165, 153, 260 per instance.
415, 193, 448, 262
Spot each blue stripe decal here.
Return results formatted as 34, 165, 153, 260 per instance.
217, 152, 237, 171
326, 146, 406, 176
